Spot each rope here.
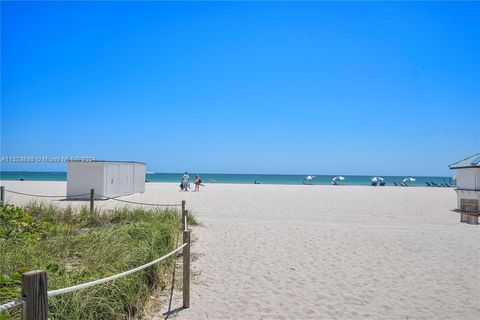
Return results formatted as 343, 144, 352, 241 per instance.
1, 242, 187, 309
48, 243, 187, 297
94, 194, 181, 207
3, 189, 180, 207
0, 298, 25, 312
4, 189, 89, 198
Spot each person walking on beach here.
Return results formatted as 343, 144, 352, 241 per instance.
182, 172, 190, 191
194, 175, 202, 191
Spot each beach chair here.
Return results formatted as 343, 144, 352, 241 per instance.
401, 183, 408, 187
426, 182, 431, 186
393, 182, 399, 186
371, 181, 377, 187
379, 181, 385, 186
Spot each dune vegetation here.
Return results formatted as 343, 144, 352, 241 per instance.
0, 202, 195, 319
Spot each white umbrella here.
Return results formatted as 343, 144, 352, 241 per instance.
332, 176, 345, 181
403, 177, 416, 182
305, 175, 316, 180
370, 177, 384, 182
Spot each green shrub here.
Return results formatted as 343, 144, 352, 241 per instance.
0, 203, 52, 244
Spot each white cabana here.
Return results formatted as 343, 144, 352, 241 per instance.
449, 153, 480, 223
67, 161, 146, 199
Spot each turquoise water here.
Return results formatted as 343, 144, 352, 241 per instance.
0, 171, 453, 187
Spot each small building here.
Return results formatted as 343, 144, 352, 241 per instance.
449, 153, 480, 223
67, 161, 146, 199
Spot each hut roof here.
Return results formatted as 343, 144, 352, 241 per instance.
67, 160, 146, 164
449, 153, 480, 169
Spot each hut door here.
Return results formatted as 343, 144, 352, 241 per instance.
105, 164, 120, 197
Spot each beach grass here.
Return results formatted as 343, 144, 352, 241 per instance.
0, 202, 190, 319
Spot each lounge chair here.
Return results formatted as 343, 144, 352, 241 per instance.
426, 182, 431, 186
393, 182, 399, 186
401, 183, 408, 187
371, 181, 377, 186
379, 181, 385, 186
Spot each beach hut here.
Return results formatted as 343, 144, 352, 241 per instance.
67, 161, 146, 199
449, 153, 480, 224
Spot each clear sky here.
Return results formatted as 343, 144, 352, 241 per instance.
1, 1, 479, 176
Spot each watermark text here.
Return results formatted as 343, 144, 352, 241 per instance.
1, 156, 97, 163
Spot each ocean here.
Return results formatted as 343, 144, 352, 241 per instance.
0, 171, 453, 187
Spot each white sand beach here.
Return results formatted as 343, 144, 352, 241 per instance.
2, 181, 479, 319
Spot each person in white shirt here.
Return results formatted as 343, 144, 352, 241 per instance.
182, 172, 190, 191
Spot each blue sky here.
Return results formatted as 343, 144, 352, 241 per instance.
1, 1, 479, 176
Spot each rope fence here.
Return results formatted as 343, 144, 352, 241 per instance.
3, 189, 90, 198
0, 243, 186, 311
1, 187, 183, 213
0, 187, 193, 320
94, 194, 182, 207
48, 243, 187, 297
0, 299, 25, 313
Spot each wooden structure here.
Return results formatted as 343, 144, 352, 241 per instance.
449, 153, 480, 224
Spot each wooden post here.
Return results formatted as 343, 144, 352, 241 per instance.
183, 229, 191, 308
0, 186, 4, 204
22, 270, 48, 320
90, 189, 95, 214
182, 200, 186, 230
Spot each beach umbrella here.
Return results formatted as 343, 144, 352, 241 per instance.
402, 177, 416, 182
332, 176, 345, 181
370, 177, 384, 182
305, 175, 315, 180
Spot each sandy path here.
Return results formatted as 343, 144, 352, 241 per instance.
2, 181, 479, 319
